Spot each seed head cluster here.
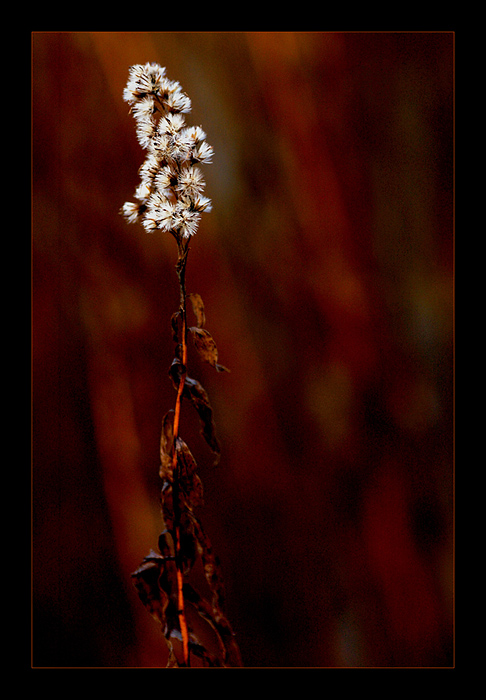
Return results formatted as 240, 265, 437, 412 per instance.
121, 63, 213, 239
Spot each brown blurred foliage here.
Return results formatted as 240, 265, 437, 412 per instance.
32, 31, 453, 667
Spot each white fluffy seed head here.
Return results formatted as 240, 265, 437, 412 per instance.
121, 63, 213, 238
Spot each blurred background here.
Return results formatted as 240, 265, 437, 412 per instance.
32, 31, 454, 668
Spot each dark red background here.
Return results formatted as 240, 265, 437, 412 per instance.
32, 31, 453, 667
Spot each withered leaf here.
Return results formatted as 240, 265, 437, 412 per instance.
188, 292, 206, 328
183, 376, 221, 463
192, 514, 226, 613
182, 583, 227, 661
169, 629, 223, 667
176, 437, 204, 509
160, 482, 175, 532
189, 326, 230, 373
131, 551, 167, 625
169, 359, 221, 461
178, 512, 199, 576
183, 583, 242, 667
166, 642, 180, 668
158, 529, 175, 560
189, 327, 216, 366
171, 310, 182, 343
160, 410, 175, 480
189, 645, 223, 667
169, 357, 186, 391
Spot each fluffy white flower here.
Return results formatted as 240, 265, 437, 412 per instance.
131, 96, 156, 121
189, 194, 212, 213
142, 216, 158, 233
123, 63, 166, 103
154, 164, 178, 192
138, 153, 161, 183
156, 200, 179, 232
151, 133, 174, 162
176, 166, 205, 197
182, 125, 206, 144
136, 118, 157, 150
174, 203, 201, 238
191, 140, 214, 164
170, 134, 193, 162
165, 89, 192, 114
158, 113, 186, 136
134, 182, 151, 201
121, 201, 142, 224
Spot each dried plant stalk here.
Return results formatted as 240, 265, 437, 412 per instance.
122, 63, 242, 667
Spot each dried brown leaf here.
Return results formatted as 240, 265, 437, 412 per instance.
168, 357, 185, 390
160, 480, 175, 532
169, 629, 223, 667
171, 310, 182, 343
183, 376, 221, 463
160, 410, 175, 480
189, 326, 230, 373
189, 327, 218, 366
158, 529, 175, 560
169, 359, 221, 461
188, 517, 243, 666
192, 514, 226, 612
188, 292, 206, 328
176, 437, 204, 509
166, 642, 180, 668
182, 583, 228, 663
131, 551, 167, 625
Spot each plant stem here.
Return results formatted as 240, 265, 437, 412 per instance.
171, 240, 190, 666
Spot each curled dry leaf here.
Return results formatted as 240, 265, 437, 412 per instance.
160, 480, 175, 532
186, 634, 223, 667
191, 513, 226, 613
183, 583, 242, 667
176, 437, 204, 509
190, 327, 216, 366
184, 376, 221, 463
132, 549, 181, 640
131, 551, 168, 625
182, 583, 228, 662
179, 513, 199, 576
158, 529, 175, 560
160, 410, 175, 480
190, 326, 230, 372
188, 292, 206, 328
169, 358, 221, 463
171, 310, 182, 343
187, 293, 229, 371
166, 643, 180, 668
